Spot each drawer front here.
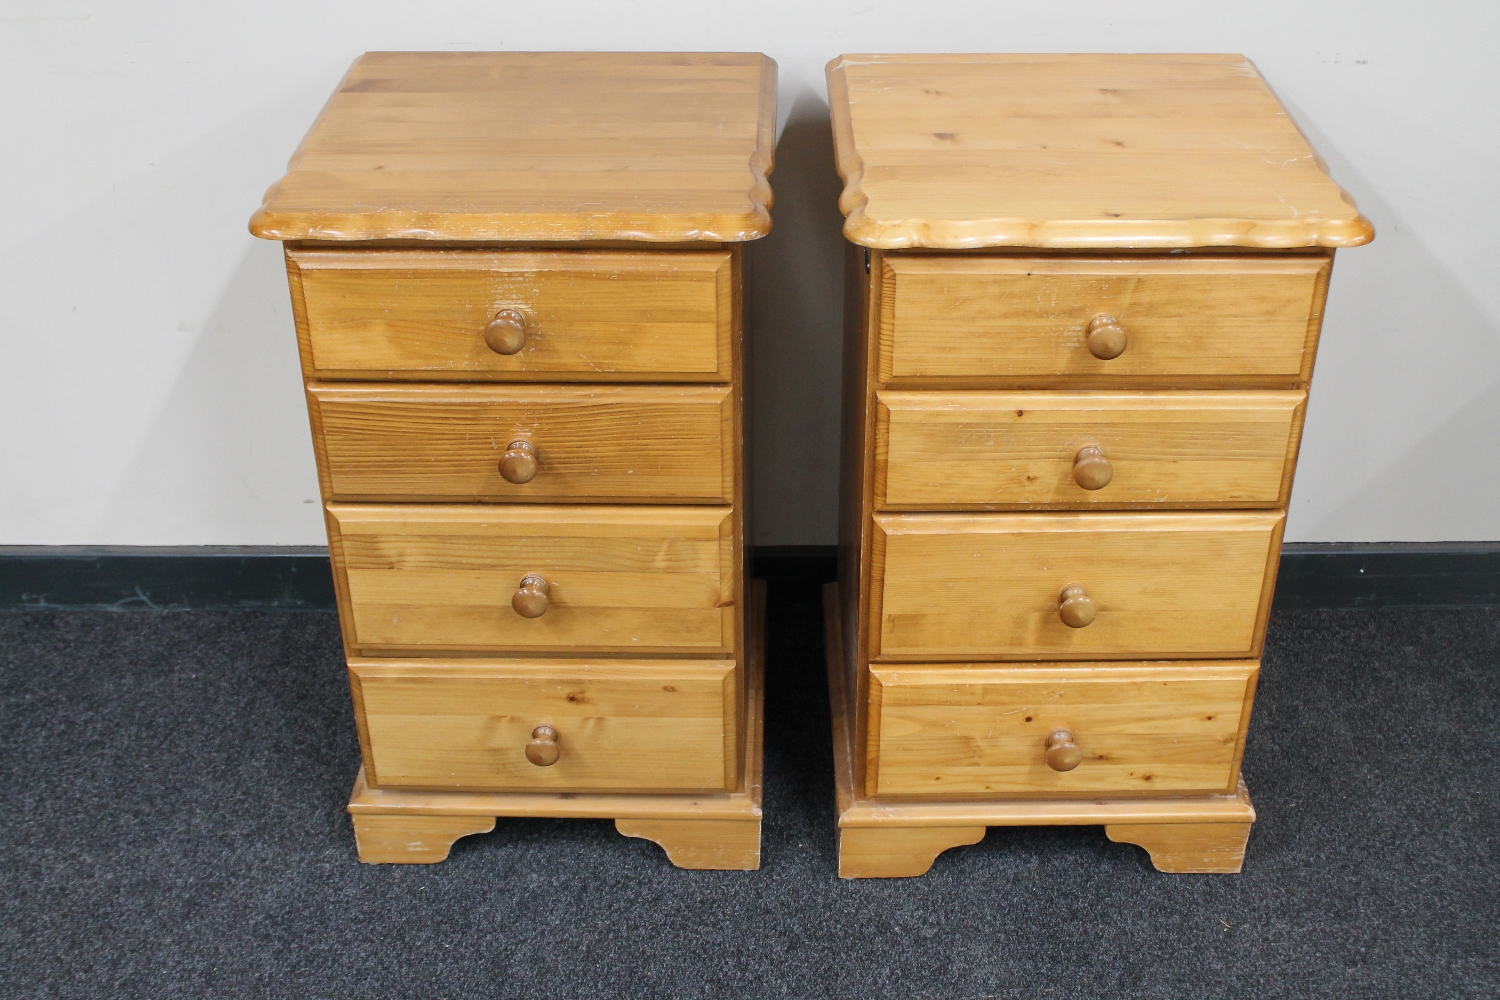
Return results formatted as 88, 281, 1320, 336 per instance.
879, 255, 1329, 383
311, 384, 734, 503
867, 662, 1256, 798
330, 504, 737, 656
351, 658, 737, 792
871, 511, 1282, 660
291, 249, 732, 381
875, 390, 1305, 509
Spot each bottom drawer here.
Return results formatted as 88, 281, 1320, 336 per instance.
867, 661, 1256, 798
351, 658, 738, 793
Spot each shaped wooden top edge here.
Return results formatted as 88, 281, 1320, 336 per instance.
826, 52, 1374, 251
249, 51, 776, 244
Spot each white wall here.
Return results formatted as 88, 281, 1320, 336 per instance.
1, 1, 1496, 546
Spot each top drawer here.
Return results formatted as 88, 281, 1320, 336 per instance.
878, 254, 1330, 385
289, 249, 733, 382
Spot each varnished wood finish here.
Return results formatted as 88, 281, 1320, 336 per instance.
838, 825, 987, 879
827, 53, 1373, 249
873, 390, 1306, 510
350, 658, 738, 792
310, 383, 735, 502
878, 255, 1332, 384
615, 818, 761, 871
865, 661, 1257, 797
252, 52, 777, 243
870, 511, 1284, 660
351, 813, 497, 864
289, 248, 733, 382
348, 579, 766, 867
825, 583, 1256, 876
329, 504, 737, 656
1106, 822, 1253, 874
261, 53, 771, 870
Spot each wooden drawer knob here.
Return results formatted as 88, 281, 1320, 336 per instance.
1046, 729, 1084, 772
499, 440, 538, 484
484, 309, 528, 355
525, 724, 560, 767
1086, 313, 1127, 360
512, 573, 550, 618
1072, 445, 1113, 490
1058, 584, 1096, 628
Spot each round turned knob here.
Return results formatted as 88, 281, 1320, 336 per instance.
483, 309, 528, 355
525, 724, 560, 767
499, 440, 538, 484
1086, 313, 1127, 360
1058, 583, 1096, 628
512, 573, 550, 619
1046, 729, 1084, 772
1072, 445, 1113, 491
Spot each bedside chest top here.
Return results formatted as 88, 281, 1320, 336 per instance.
250, 51, 776, 243
826, 53, 1374, 250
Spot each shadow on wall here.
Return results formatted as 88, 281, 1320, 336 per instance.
749, 92, 849, 546
1282, 99, 1500, 542
93, 240, 320, 543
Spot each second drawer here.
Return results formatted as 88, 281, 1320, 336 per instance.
871, 511, 1283, 660
329, 503, 738, 656
876, 390, 1305, 509
311, 383, 734, 503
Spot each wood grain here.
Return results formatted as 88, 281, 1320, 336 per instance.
874, 389, 1306, 509
310, 383, 734, 503
615, 818, 761, 870
827, 53, 1373, 249
837, 825, 987, 878
350, 658, 737, 792
1106, 821, 1253, 873
870, 511, 1284, 660
878, 254, 1331, 384
328, 504, 737, 656
350, 814, 497, 864
866, 662, 1257, 797
251, 52, 777, 243
289, 248, 732, 381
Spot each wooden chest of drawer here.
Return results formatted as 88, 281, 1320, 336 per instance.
828, 52, 1372, 878
253, 51, 776, 870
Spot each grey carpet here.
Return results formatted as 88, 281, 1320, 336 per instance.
2, 579, 1496, 999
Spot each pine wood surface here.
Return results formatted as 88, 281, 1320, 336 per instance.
865, 662, 1256, 798
288, 248, 733, 381
827, 53, 1374, 249
350, 658, 737, 792
875, 389, 1305, 509
327, 504, 737, 656
870, 511, 1284, 660
878, 254, 1331, 384
1105, 822, 1252, 874
252, 52, 777, 243
310, 383, 734, 503
824, 584, 1255, 815
346, 580, 766, 868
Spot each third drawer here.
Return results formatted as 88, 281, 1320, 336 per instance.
870, 510, 1284, 661
329, 503, 738, 657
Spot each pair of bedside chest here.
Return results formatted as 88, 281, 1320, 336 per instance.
253, 50, 1371, 877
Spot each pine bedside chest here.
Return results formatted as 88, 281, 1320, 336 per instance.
825, 53, 1372, 877
251, 51, 775, 869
